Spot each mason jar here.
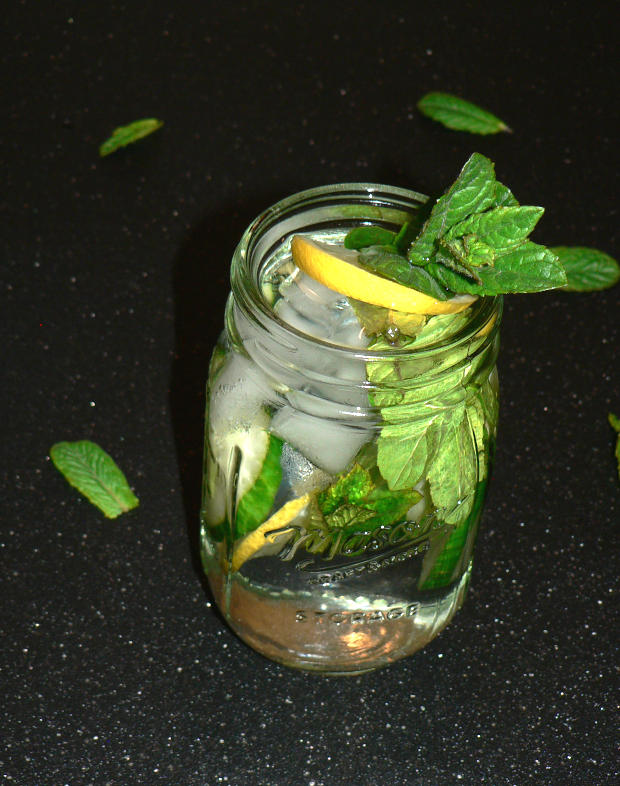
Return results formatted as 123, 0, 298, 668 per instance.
200, 183, 502, 674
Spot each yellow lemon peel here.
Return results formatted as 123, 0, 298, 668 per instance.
231, 493, 311, 572
291, 235, 475, 315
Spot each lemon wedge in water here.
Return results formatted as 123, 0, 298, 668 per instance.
291, 235, 475, 315
230, 493, 311, 572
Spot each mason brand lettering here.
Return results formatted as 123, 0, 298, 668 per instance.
304, 539, 431, 585
295, 603, 420, 625
279, 511, 444, 564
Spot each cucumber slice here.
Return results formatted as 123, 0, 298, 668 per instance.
205, 354, 282, 537
235, 434, 283, 538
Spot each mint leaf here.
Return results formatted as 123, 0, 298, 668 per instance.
50, 440, 139, 518
426, 407, 478, 525
324, 504, 376, 530
99, 118, 164, 157
417, 92, 511, 135
344, 226, 396, 249
348, 299, 427, 338
446, 206, 545, 254
235, 435, 283, 538
393, 216, 426, 253
360, 485, 421, 528
428, 242, 567, 294
609, 413, 620, 481
419, 478, 488, 590
552, 247, 620, 292
358, 246, 452, 300
318, 463, 374, 514
493, 181, 519, 207
377, 418, 434, 491
408, 153, 497, 263
289, 458, 421, 560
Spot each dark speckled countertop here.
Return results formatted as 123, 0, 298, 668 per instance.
2, 2, 618, 784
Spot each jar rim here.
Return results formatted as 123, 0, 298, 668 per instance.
231, 182, 502, 359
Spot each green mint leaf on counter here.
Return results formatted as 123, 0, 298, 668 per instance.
552, 247, 620, 292
344, 226, 396, 249
50, 440, 139, 518
358, 246, 452, 300
417, 92, 511, 135
609, 413, 620, 481
408, 153, 497, 263
99, 118, 164, 157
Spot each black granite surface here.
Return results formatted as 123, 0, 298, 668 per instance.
2, 2, 619, 784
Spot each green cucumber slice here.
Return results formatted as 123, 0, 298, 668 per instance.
205, 354, 283, 538
235, 434, 283, 538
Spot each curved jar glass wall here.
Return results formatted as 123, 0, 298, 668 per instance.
200, 184, 502, 674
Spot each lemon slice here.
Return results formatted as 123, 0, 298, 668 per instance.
230, 493, 311, 572
291, 235, 475, 315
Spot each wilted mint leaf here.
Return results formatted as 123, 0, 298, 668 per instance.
99, 118, 163, 157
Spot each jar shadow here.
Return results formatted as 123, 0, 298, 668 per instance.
169, 192, 288, 583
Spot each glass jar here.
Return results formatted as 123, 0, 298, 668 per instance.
200, 183, 502, 674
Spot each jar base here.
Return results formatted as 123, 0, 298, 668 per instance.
207, 565, 472, 674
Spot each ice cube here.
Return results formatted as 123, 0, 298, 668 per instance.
279, 440, 332, 497
271, 406, 371, 475
276, 270, 369, 349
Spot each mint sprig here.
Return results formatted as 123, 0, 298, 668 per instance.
417, 92, 511, 135
349, 154, 619, 298
50, 440, 139, 518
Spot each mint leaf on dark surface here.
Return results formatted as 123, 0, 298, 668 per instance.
417, 92, 511, 135
552, 247, 620, 291
50, 440, 139, 518
99, 118, 164, 157
609, 413, 620, 481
